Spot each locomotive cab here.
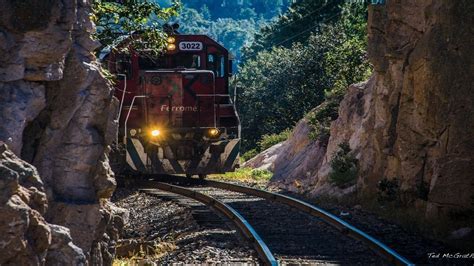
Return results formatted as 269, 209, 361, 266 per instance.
106, 34, 241, 176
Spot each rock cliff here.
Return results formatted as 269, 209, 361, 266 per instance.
0, 143, 86, 265
0, 0, 124, 264
267, 0, 473, 223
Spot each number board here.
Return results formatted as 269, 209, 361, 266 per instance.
179, 42, 203, 51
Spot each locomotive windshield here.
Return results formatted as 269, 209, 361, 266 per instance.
172, 54, 201, 68
138, 54, 201, 70
138, 56, 166, 70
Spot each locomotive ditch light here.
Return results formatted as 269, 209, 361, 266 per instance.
208, 128, 220, 138
150, 129, 161, 137
167, 43, 176, 51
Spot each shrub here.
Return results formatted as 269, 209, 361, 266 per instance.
329, 142, 358, 188
211, 167, 272, 182
258, 129, 291, 151
306, 92, 343, 143
241, 149, 259, 162
377, 178, 400, 203
250, 169, 273, 180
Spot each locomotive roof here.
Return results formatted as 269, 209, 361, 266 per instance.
99, 33, 233, 60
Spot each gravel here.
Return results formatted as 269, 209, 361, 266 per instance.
112, 178, 473, 265
217, 178, 474, 265
192, 186, 387, 265
112, 188, 259, 264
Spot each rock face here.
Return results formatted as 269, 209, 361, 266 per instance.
267, 0, 474, 222
0, 143, 86, 265
0, 0, 124, 264
243, 142, 286, 171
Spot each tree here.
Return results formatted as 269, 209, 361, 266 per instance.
236, 2, 371, 151
242, 0, 345, 61
200, 4, 212, 20
91, 0, 181, 53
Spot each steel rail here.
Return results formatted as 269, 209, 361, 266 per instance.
199, 179, 414, 266
135, 180, 278, 266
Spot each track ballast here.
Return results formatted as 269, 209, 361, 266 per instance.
133, 175, 413, 265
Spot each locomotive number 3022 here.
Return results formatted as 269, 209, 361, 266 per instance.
179, 42, 203, 51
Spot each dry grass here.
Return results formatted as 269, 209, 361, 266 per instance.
113, 241, 177, 266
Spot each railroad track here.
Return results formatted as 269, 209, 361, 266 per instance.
132, 176, 413, 265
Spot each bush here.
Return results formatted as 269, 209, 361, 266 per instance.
329, 142, 358, 188
211, 167, 272, 182
377, 178, 400, 203
258, 129, 291, 151
306, 98, 341, 143
250, 169, 273, 180
241, 149, 259, 162
241, 129, 291, 162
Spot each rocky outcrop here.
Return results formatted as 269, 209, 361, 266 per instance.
0, 143, 86, 265
243, 142, 286, 171
266, 0, 473, 222
0, 0, 124, 264
365, 0, 474, 219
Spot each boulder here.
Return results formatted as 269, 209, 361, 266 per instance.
243, 142, 286, 171
0, 143, 85, 265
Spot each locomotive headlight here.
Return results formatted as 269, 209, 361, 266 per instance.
208, 128, 220, 137
150, 129, 161, 137
167, 43, 176, 51
167, 36, 176, 43
129, 129, 137, 136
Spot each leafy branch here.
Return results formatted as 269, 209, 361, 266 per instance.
91, 0, 181, 54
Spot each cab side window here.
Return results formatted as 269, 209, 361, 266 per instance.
207, 54, 225, 78
116, 55, 132, 79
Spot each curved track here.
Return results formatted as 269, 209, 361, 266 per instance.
137, 181, 277, 265
134, 176, 413, 265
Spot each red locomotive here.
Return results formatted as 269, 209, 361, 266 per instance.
104, 28, 240, 178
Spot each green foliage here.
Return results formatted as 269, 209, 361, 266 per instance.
92, 0, 181, 53
175, 7, 265, 62
377, 178, 400, 203
241, 149, 258, 162
169, 1, 293, 62
100, 67, 116, 83
250, 169, 273, 180
237, 2, 371, 151
210, 167, 272, 182
329, 142, 358, 188
258, 129, 291, 151
240, 129, 290, 162
242, 0, 345, 60
183, 0, 292, 20
306, 98, 340, 143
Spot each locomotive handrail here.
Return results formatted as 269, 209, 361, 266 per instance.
136, 180, 278, 266
124, 95, 148, 144
116, 74, 127, 122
